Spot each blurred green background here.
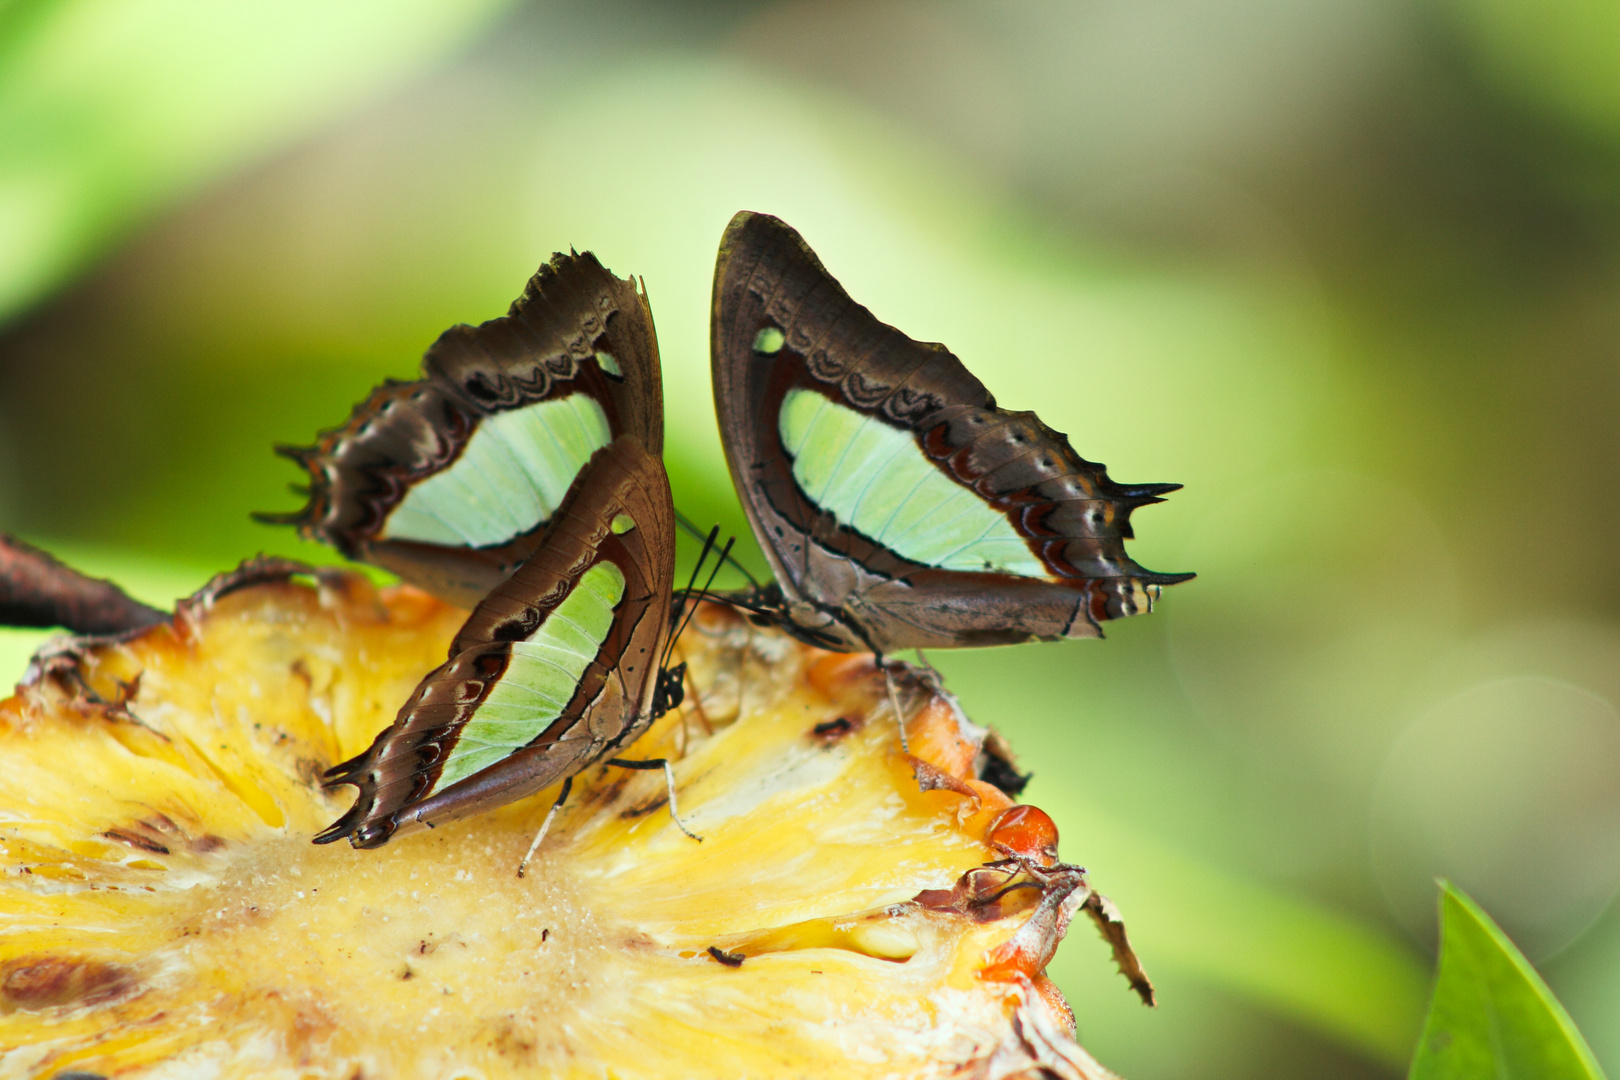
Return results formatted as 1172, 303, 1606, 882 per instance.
1, 2, 1614, 1077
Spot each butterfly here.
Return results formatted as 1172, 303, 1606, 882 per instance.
260, 250, 662, 610
311, 435, 692, 853
263, 252, 700, 852
709, 212, 1192, 657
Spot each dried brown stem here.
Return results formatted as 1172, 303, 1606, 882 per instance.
0, 534, 167, 635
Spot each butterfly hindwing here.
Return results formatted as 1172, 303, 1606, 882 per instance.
266, 251, 662, 608
314, 436, 676, 849
711, 211, 1191, 653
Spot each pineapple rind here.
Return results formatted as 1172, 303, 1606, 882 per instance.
0, 573, 1130, 1079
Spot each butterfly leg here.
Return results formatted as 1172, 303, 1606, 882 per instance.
880, 660, 913, 754
861, 647, 914, 755
606, 757, 703, 841
516, 775, 573, 879
910, 649, 946, 698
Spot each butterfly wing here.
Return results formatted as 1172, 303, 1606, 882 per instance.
266, 251, 662, 608
314, 435, 676, 848
711, 211, 1191, 653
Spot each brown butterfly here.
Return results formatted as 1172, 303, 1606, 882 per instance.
709, 212, 1192, 656
313, 436, 695, 858
261, 250, 662, 610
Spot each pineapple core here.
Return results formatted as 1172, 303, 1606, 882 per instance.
0, 566, 1148, 1079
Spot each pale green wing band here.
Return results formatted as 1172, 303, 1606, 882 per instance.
433, 560, 627, 791
778, 388, 1048, 576
381, 395, 613, 547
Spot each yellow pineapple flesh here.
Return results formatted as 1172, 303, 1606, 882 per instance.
0, 565, 1148, 1079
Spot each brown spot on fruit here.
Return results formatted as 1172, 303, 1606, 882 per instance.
619, 793, 670, 819
810, 716, 857, 742
101, 827, 170, 855
489, 1017, 538, 1063
1, 955, 136, 1011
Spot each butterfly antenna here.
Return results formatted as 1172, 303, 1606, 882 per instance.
681, 525, 721, 605
673, 533, 734, 653
673, 508, 712, 545
690, 537, 735, 617
674, 507, 762, 589
661, 526, 719, 672
689, 536, 735, 641
668, 536, 735, 669
662, 533, 736, 675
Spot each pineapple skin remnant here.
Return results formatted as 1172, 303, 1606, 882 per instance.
0, 563, 1152, 1080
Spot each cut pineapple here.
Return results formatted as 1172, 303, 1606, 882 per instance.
0, 563, 1149, 1079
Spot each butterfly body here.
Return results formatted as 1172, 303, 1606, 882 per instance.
712, 212, 1191, 654
315, 436, 676, 849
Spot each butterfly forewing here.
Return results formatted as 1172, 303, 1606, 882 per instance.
711, 211, 1191, 653
265, 251, 662, 608
315, 436, 676, 849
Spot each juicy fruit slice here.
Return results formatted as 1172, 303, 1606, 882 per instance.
0, 566, 1148, 1079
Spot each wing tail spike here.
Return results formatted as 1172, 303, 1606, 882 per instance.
272, 443, 316, 467
310, 819, 353, 846
1140, 570, 1196, 587
322, 753, 368, 785
1113, 481, 1183, 499
250, 510, 304, 527
310, 793, 376, 844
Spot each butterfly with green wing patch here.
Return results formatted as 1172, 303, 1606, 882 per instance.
259, 249, 662, 610
709, 211, 1193, 657
313, 436, 701, 852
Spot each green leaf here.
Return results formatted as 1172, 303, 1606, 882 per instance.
1410, 882, 1607, 1080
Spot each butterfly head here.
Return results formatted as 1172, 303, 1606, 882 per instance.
652, 662, 687, 719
